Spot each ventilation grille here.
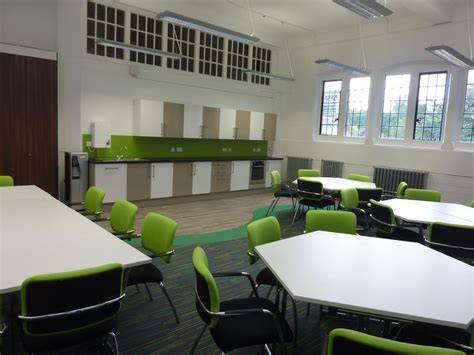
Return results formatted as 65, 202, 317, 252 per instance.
321, 160, 344, 177
286, 157, 312, 182
373, 166, 428, 192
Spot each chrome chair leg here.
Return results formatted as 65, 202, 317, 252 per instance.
135, 284, 140, 294
265, 198, 277, 216
106, 332, 119, 355
159, 282, 180, 324
144, 283, 153, 301
191, 324, 207, 354
270, 197, 280, 214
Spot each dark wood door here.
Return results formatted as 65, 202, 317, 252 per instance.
25, 56, 58, 197
0, 53, 28, 184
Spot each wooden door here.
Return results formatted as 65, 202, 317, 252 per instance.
163, 102, 184, 138
173, 162, 193, 196
0, 53, 28, 185
235, 110, 250, 140
264, 113, 277, 141
25, 56, 58, 197
127, 163, 151, 201
202, 107, 220, 139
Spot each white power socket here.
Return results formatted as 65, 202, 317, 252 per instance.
176, 147, 183, 152
86, 141, 92, 147
171, 147, 175, 152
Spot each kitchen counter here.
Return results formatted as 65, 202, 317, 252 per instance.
89, 156, 283, 164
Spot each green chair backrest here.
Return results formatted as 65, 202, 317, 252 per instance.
20, 263, 124, 336
470, 200, 474, 208
370, 199, 396, 235
0, 175, 14, 187
396, 182, 408, 198
84, 186, 106, 215
305, 210, 357, 235
327, 328, 464, 355
405, 188, 441, 202
247, 216, 281, 265
141, 212, 177, 263
346, 174, 371, 182
298, 169, 321, 178
340, 188, 359, 209
192, 247, 220, 329
110, 199, 138, 234
270, 170, 282, 189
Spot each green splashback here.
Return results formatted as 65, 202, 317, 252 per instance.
82, 135, 268, 159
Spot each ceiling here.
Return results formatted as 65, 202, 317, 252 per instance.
116, 0, 468, 44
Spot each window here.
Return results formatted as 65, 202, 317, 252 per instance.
227, 40, 249, 82
129, 13, 163, 66
320, 80, 342, 136
462, 69, 474, 143
198, 33, 224, 77
381, 74, 410, 140
414, 71, 447, 141
86, 1, 125, 59
345, 77, 370, 137
251, 46, 271, 86
167, 23, 195, 72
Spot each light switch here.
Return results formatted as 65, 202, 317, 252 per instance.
222, 148, 227, 152
228, 148, 232, 152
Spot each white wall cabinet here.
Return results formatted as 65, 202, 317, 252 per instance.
219, 108, 237, 139
150, 163, 173, 198
133, 99, 164, 137
183, 104, 203, 138
231, 160, 250, 191
265, 160, 282, 187
192, 162, 212, 194
249, 112, 265, 140
93, 163, 127, 203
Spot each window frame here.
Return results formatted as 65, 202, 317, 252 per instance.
344, 76, 371, 138
458, 68, 474, 146
319, 79, 343, 136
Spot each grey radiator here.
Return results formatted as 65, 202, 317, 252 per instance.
287, 157, 312, 182
373, 166, 428, 192
321, 160, 344, 177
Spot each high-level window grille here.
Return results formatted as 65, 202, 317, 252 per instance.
198, 33, 224, 77
345, 77, 370, 137
381, 74, 410, 140
251, 46, 271, 86
320, 80, 342, 136
462, 69, 474, 143
130, 13, 163, 66
227, 40, 249, 82
414, 71, 447, 141
87, 1, 125, 59
166, 23, 195, 72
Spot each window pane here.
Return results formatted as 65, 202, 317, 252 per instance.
414, 72, 447, 141
461, 69, 474, 143
320, 80, 342, 136
345, 77, 370, 137
381, 74, 410, 139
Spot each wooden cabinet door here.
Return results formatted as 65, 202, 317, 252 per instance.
163, 102, 184, 138
0, 53, 28, 185
211, 161, 231, 193
151, 163, 173, 198
127, 163, 151, 201
264, 113, 277, 141
173, 162, 193, 196
25, 56, 58, 196
235, 110, 250, 140
202, 107, 220, 139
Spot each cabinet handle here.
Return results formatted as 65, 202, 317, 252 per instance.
232, 162, 234, 174
193, 163, 197, 176
200, 125, 204, 138
163, 122, 167, 136
105, 167, 119, 170
234, 127, 238, 139
262, 128, 266, 140
190, 163, 193, 176
152, 165, 155, 178
266, 163, 269, 172
161, 123, 164, 136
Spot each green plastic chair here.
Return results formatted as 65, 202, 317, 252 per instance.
109, 199, 138, 240
18, 263, 124, 354
265, 170, 296, 216
0, 175, 14, 187
382, 182, 408, 200
326, 328, 464, 355
305, 210, 357, 235
404, 188, 441, 202
297, 169, 321, 178
470, 200, 474, 208
190, 246, 292, 354
76, 186, 106, 221
346, 173, 371, 182
126, 212, 179, 323
340, 188, 369, 230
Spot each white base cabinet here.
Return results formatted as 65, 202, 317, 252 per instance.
93, 164, 127, 203
231, 161, 250, 191
151, 163, 173, 198
192, 162, 212, 194
265, 160, 282, 187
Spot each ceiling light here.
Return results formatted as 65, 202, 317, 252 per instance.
157, 11, 259, 44
315, 59, 370, 76
333, 0, 393, 19
243, 70, 296, 81
425, 45, 474, 68
95, 39, 184, 60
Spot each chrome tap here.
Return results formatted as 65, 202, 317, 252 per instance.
116, 146, 128, 161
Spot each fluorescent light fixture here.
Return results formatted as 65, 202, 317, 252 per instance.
157, 10, 259, 44
425, 45, 474, 68
243, 69, 295, 81
333, 0, 393, 19
95, 39, 184, 60
315, 59, 370, 76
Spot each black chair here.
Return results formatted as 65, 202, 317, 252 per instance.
292, 179, 334, 224
356, 187, 383, 211
265, 170, 297, 216
17, 263, 124, 354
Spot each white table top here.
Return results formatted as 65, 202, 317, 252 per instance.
292, 177, 376, 191
382, 199, 474, 226
0, 185, 51, 200
0, 187, 150, 294
256, 232, 474, 329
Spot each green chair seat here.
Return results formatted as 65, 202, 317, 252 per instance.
346, 174, 371, 182
0, 175, 14, 187
404, 188, 441, 202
